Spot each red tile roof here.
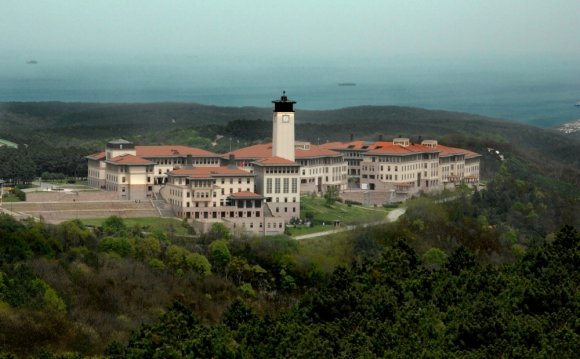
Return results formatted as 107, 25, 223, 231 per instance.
319, 141, 348, 150
106, 154, 154, 165
324, 140, 480, 158
226, 143, 340, 160
136, 145, 217, 157
435, 145, 468, 157
228, 191, 263, 199
169, 166, 252, 178
225, 144, 272, 159
86, 151, 106, 160
295, 145, 340, 158
366, 143, 437, 155
254, 156, 298, 165
464, 150, 481, 159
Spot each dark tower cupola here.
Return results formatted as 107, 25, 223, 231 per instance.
272, 91, 296, 112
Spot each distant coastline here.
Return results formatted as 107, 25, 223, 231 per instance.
0, 70, 578, 128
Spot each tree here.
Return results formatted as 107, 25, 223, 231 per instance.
98, 237, 133, 257
207, 222, 231, 241
101, 216, 127, 236
209, 240, 231, 273
324, 185, 340, 206
165, 245, 211, 275
422, 247, 448, 270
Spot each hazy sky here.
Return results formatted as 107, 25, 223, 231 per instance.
1, 0, 579, 68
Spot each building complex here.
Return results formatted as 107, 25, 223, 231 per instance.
87, 93, 480, 235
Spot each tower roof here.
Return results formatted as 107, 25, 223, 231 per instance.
272, 91, 296, 112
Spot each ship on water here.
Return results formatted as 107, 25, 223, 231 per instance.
338, 82, 356, 86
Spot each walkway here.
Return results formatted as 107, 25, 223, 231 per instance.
292, 208, 406, 240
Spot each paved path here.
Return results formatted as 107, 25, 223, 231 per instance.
292, 207, 406, 240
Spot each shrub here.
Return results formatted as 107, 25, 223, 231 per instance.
98, 237, 133, 257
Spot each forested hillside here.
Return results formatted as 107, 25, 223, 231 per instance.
0, 102, 578, 357
1, 101, 579, 187
0, 153, 578, 357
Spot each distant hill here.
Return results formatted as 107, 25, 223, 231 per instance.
1, 101, 578, 184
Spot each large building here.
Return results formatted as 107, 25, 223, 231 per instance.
87, 140, 221, 199
321, 138, 481, 200
87, 93, 481, 234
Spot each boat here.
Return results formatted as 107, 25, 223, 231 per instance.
338, 82, 356, 86
26, 60, 38, 64
575, 101, 580, 107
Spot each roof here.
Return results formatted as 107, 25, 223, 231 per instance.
136, 145, 217, 157
106, 154, 155, 165
319, 141, 348, 150
464, 150, 481, 159
253, 156, 299, 166
436, 145, 468, 157
228, 191, 264, 199
324, 140, 480, 158
169, 166, 252, 178
295, 145, 340, 158
86, 151, 106, 160
366, 142, 438, 155
323, 140, 390, 151
226, 143, 340, 160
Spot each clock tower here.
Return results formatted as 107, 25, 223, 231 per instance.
272, 91, 296, 161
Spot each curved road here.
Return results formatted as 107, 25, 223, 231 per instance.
293, 207, 406, 240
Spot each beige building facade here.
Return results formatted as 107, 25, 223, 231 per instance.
86, 93, 481, 234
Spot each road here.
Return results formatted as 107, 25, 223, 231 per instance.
292, 207, 406, 240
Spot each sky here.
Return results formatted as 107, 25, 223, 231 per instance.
1, 0, 579, 69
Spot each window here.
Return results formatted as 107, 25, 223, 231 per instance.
275, 178, 281, 193
292, 178, 298, 193
266, 178, 272, 193
283, 178, 289, 193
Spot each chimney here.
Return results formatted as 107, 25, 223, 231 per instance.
228, 154, 236, 169
378, 134, 383, 141
350, 133, 354, 141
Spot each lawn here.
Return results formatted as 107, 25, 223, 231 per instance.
1, 194, 23, 203
285, 196, 394, 236
82, 217, 190, 236
294, 231, 354, 272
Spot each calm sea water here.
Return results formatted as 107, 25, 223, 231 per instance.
1, 63, 579, 128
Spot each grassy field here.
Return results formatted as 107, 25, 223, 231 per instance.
82, 217, 190, 236
285, 196, 392, 236
1, 194, 23, 203
294, 231, 354, 272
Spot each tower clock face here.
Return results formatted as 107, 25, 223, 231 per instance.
282, 115, 289, 123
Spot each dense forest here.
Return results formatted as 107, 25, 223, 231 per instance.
0, 150, 578, 357
0, 102, 578, 356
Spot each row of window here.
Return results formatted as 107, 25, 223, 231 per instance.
153, 158, 219, 165
191, 210, 261, 219
264, 167, 299, 174
265, 178, 298, 194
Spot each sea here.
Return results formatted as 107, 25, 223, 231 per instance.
1, 61, 579, 128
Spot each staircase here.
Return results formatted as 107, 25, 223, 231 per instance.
151, 199, 175, 217
151, 186, 175, 217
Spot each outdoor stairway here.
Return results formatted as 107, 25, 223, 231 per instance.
151, 199, 175, 217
